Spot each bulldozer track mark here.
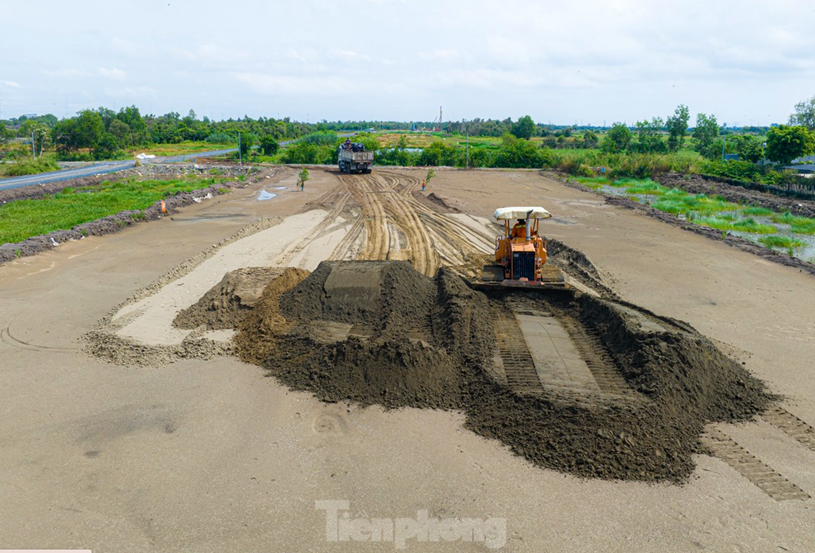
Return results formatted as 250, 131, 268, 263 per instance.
345, 173, 439, 276
1, 326, 79, 353
328, 214, 365, 261
701, 428, 811, 501
276, 188, 352, 266
761, 406, 815, 452
380, 193, 438, 276
345, 176, 391, 262
490, 304, 544, 393
495, 297, 644, 405
556, 316, 642, 401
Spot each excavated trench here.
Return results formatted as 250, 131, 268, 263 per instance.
180, 259, 772, 483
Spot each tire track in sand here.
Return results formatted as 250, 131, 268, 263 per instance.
342, 174, 390, 262
368, 173, 438, 277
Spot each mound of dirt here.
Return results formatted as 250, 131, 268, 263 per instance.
174, 267, 287, 330
465, 293, 771, 481
233, 268, 312, 365
546, 238, 615, 297
234, 260, 772, 482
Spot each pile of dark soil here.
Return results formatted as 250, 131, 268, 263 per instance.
546, 238, 616, 297
174, 267, 288, 331
233, 268, 311, 365
466, 293, 770, 481
234, 260, 772, 482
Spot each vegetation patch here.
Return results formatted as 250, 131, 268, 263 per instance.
0, 156, 60, 177
0, 176, 229, 244
696, 217, 777, 234
770, 212, 815, 235
573, 176, 609, 189
759, 235, 806, 249
652, 194, 738, 216
740, 206, 773, 216
624, 179, 669, 195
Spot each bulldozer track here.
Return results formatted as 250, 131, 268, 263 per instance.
275, 186, 352, 266
369, 174, 439, 277
491, 297, 644, 405
323, 171, 492, 278
556, 315, 642, 401
701, 428, 810, 501
490, 303, 544, 393
761, 406, 815, 452
344, 176, 391, 262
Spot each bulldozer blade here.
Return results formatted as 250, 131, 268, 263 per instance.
481, 265, 505, 282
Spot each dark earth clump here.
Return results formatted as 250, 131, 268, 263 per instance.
233, 260, 772, 482
546, 238, 616, 297
174, 267, 286, 330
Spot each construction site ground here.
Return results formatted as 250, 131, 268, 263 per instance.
1, 167, 814, 552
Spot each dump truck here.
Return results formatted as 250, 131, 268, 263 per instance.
338, 141, 373, 174
471, 206, 567, 291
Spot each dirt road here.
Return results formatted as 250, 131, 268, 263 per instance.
1, 167, 813, 552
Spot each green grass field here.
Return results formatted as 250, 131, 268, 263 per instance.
0, 176, 229, 245
128, 141, 235, 157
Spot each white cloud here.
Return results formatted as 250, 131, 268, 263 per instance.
235, 72, 362, 96
1, 0, 814, 123
1, 81, 21, 88
98, 68, 127, 81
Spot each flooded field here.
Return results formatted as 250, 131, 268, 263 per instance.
578, 177, 815, 263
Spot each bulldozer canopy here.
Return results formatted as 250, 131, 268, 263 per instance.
494, 206, 551, 220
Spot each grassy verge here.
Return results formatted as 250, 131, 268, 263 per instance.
0, 176, 229, 244
0, 156, 60, 177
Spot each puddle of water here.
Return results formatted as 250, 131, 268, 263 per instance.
274, 186, 287, 190
258, 190, 277, 201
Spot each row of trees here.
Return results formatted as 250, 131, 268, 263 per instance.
1, 107, 315, 161
3, 98, 815, 165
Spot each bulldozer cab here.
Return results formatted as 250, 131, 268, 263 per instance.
473, 206, 565, 290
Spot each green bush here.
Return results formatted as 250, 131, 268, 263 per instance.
0, 156, 60, 176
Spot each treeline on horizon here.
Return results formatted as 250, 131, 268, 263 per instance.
1, 96, 814, 189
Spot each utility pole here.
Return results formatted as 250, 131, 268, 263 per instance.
238, 132, 242, 166
31, 132, 35, 157
721, 135, 726, 161
465, 121, 470, 169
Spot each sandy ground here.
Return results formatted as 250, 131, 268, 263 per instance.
1, 167, 814, 552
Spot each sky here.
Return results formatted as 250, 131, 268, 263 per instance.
1, 0, 814, 126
